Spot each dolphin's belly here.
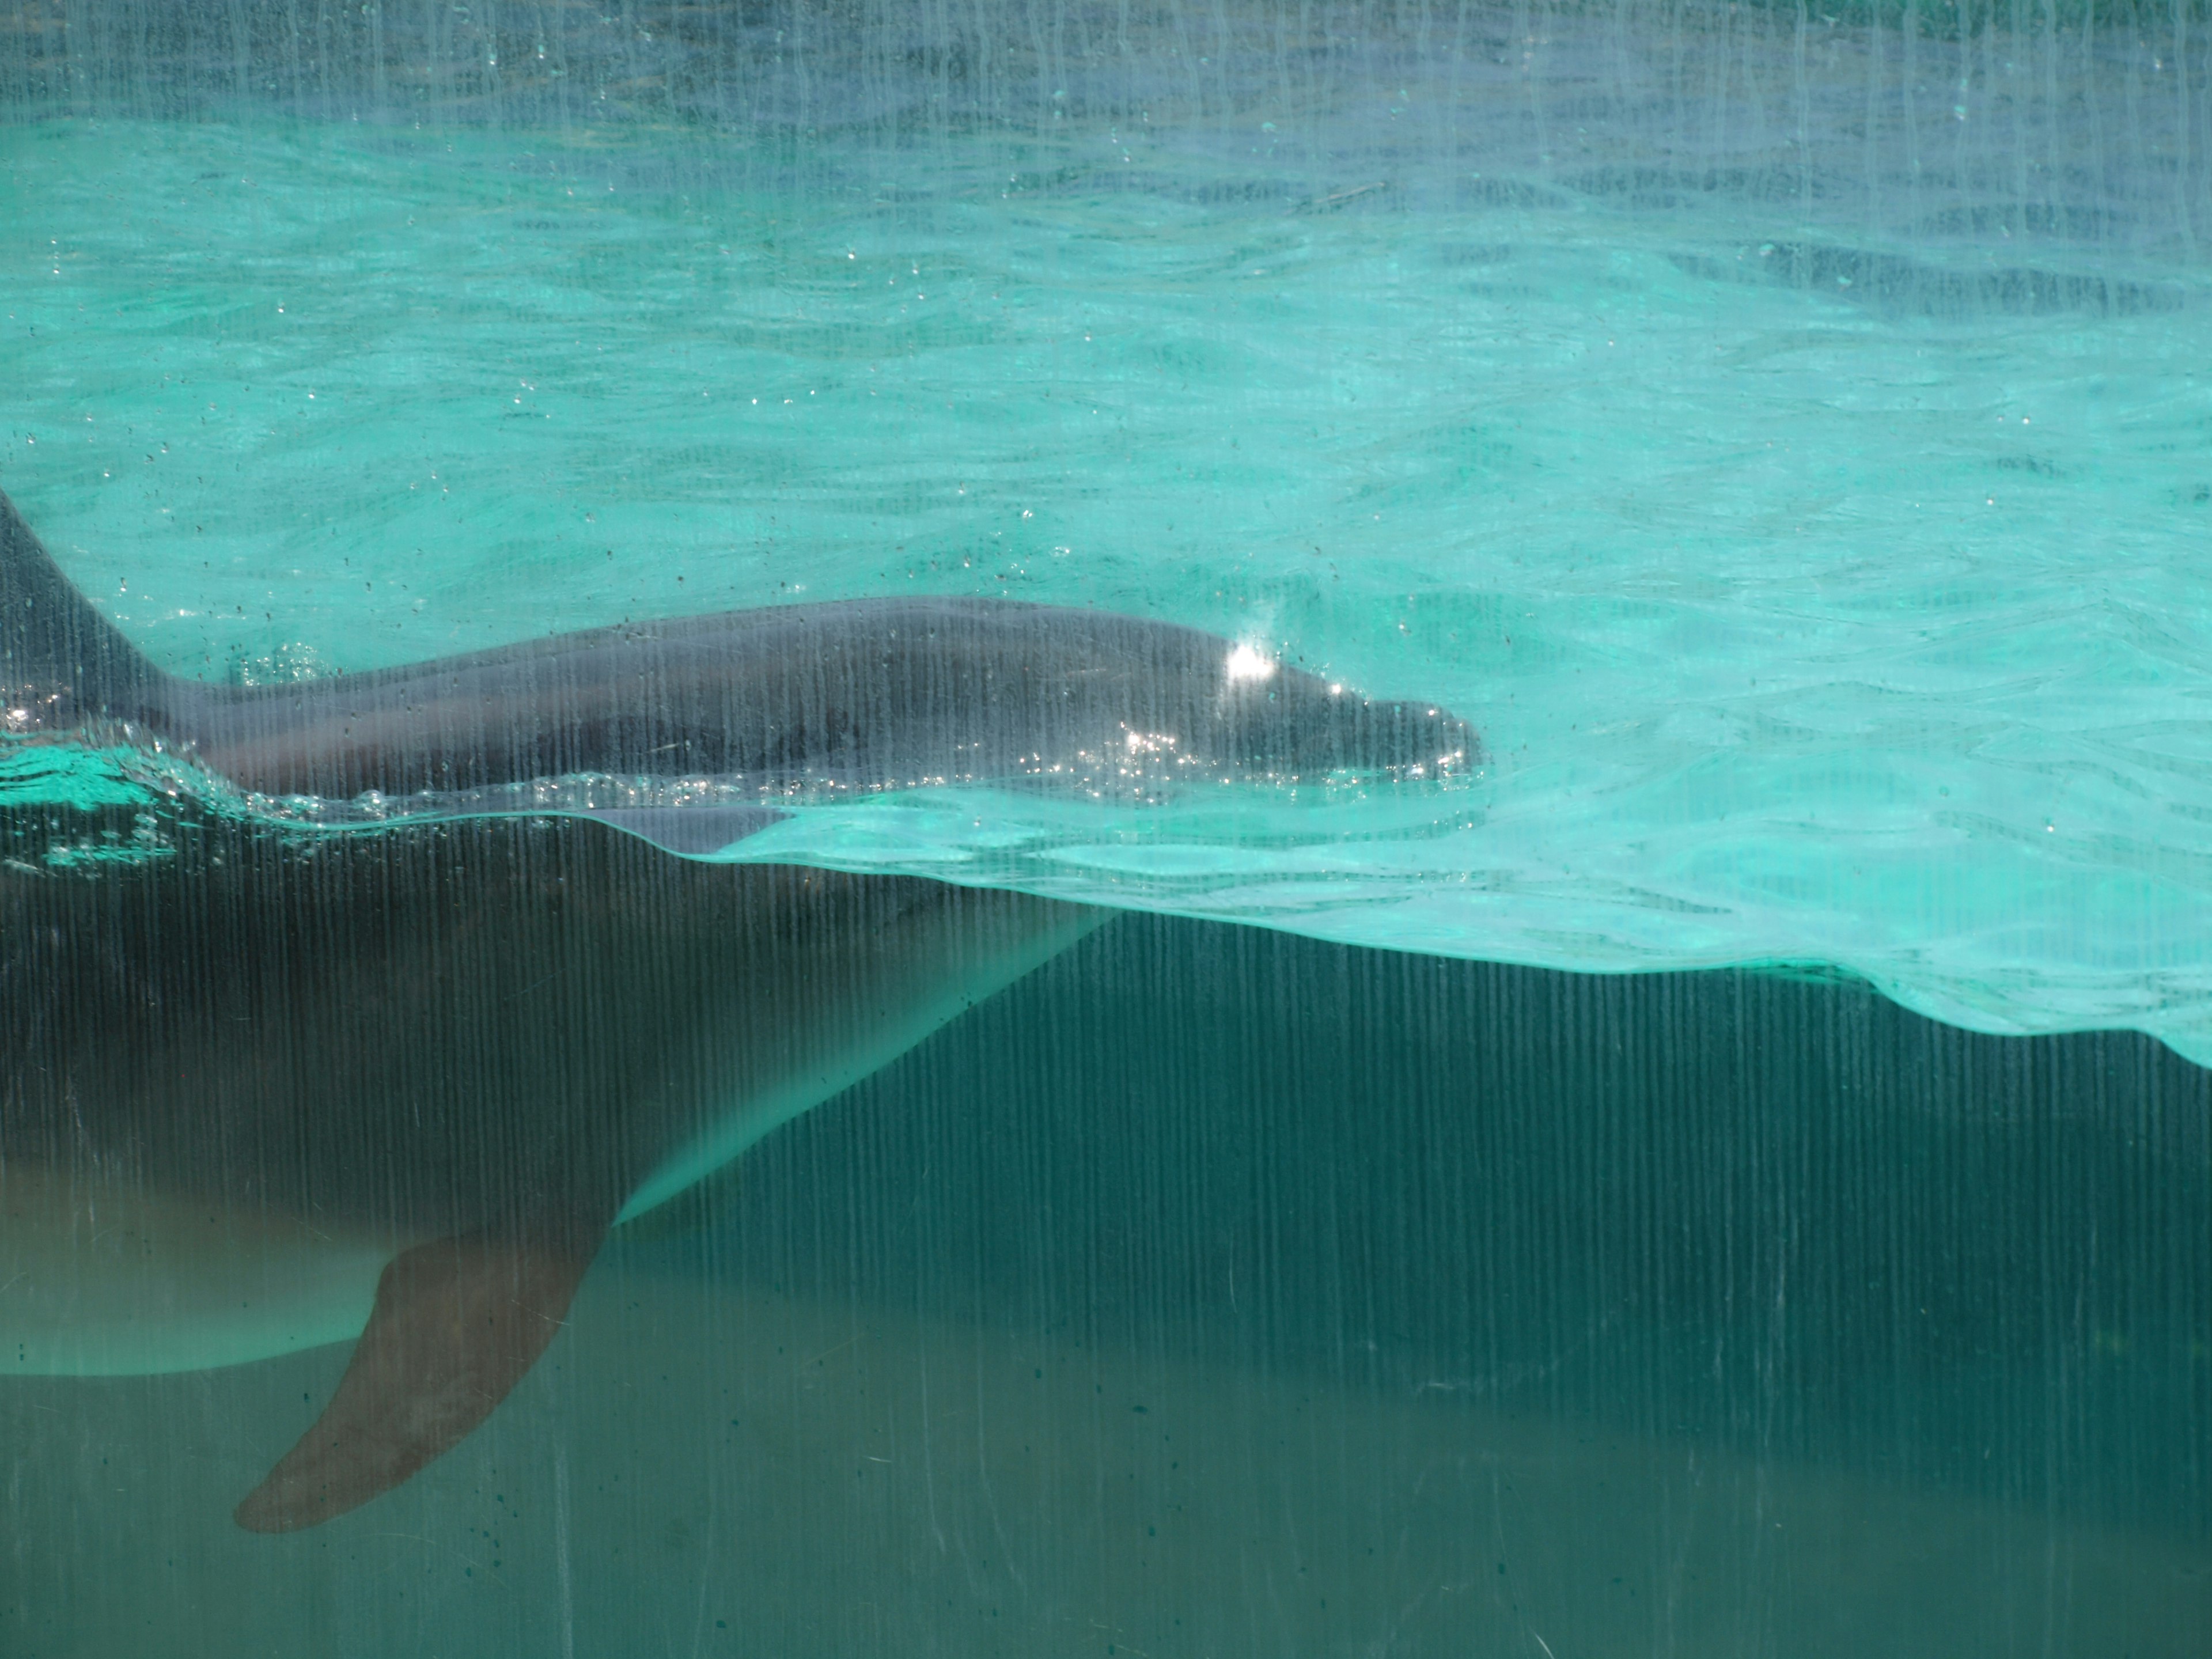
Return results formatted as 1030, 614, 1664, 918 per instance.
0, 1162, 396, 1376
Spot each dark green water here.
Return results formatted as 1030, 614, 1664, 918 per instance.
6, 915, 2207, 1652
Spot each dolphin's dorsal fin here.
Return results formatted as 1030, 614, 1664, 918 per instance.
0, 487, 166, 726
232, 1220, 606, 1532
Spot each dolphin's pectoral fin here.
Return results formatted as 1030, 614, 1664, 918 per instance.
233, 1222, 604, 1533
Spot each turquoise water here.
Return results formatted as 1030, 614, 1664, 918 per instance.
2, 8, 2209, 1652
5, 108, 2211, 1056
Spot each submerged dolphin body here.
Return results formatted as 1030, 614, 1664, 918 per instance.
0, 488, 1476, 1532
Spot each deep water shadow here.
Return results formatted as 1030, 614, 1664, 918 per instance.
661, 913, 2212, 1541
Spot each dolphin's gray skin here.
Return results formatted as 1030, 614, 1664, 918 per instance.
2, 810, 1095, 1531
0, 490, 1475, 812
0, 487, 1476, 1533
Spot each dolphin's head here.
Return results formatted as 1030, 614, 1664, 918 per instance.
725, 603, 1480, 795
1194, 643, 1482, 779
911, 612, 1484, 789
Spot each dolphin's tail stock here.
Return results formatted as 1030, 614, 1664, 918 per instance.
0, 486, 172, 733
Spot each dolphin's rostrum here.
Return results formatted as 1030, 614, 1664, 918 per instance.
0, 487, 1476, 1532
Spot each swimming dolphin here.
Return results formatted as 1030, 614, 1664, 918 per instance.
0, 486, 1475, 1532
0, 491, 1469, 819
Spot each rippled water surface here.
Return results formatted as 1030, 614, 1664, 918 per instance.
4, 73, 2209, 1054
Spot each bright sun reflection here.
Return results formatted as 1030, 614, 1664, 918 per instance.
1224, 643, 1277, 684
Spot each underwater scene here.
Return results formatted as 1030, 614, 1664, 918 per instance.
2, 1, 2209, 1652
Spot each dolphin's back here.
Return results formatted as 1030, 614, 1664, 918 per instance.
0, 487, 1476, 806
177, 599, 1259, 798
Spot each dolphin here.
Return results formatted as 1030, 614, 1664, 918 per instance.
0, 486, 1475, 1532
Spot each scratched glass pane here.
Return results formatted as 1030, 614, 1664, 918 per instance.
1, 3, 2206, 1654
